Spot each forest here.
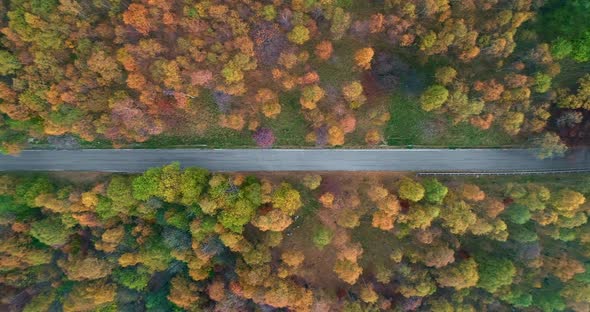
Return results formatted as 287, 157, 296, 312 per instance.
0, 0, 589, 153
1, 165, 590, 311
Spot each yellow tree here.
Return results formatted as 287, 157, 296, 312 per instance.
58, 256, 113, 281
328, 126, 345, 146
62, 280, 116, 312
300, 84, 325, 110
288, 25, 310, 45
360, 284, 379, 303
251, 209, 293, 232
398, 178, 425, 202
365, 129, 382, 145
354, 47, 374, 70
168, 275, 202, 309
282, 250, 305, 268
342, 81, 366, 109
272, 183, 302, 215
435, 258, 479, 290
334, 259, 363, 284
256, 88, 281, 119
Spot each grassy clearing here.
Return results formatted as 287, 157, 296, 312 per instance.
421, 122, 516, 147
352, 218, 399, 270
385, 94, 429, 146
385, 94, 517, 147
313, 39, 358, 86
138, 130, 252, 148
261, 91, 310, 147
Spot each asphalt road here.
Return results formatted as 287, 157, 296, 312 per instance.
0, 148, 589, 173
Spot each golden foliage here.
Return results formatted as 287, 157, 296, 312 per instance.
360, 285, 379, 303
333, 259, 362, 284
122, 4, 152, 35
319, 192, 335, 208
461, 184, 486, 201
354, 47, 374, 70
281, 250, 305, 267
168, 276, 202, 309
58, 257, 113, 281
365, 129, 382, 145
328, 126, 345, 146
219, 113, 246, 131
251, 209, 293, 232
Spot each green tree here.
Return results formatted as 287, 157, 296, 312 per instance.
180, 167, 209, 205
539, 0, 590, 62
501, 287, 533, 308
0, 195, 33, 222
420, 85, 449, 111
423, 178, 448, 204
119, 239, 173, 273
30, 217, 72, 246
509, 223, 538, 243
95, 196, 118, 220
398, 178, 425, 202
534, 72, 552, 93
533, 289, 566, 312
503, 204, 531, 224
107, 176, 136, 209
313, 226, 333, 249
0, 50, 21, 75
477, 256, 516, 293
446, 90, 485, 123
15, 176, 52, 207
113, 267, 151, 291
551, 38, 573, 60
218, 198, 257, 233
157, 162, 182, 202
132, 167, 163, 200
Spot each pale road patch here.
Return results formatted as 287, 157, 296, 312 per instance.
0, 148, 589, 173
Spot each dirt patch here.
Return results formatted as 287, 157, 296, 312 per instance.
421, 119, 445, 141
281, 216, 345, 292
48, 172, 111, 185
47, 135, 81, 150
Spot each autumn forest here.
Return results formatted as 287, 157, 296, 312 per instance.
1, 166, 590, 311
0, 0, 588, 153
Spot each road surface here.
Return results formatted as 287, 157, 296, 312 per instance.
0, 148, 589, 173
